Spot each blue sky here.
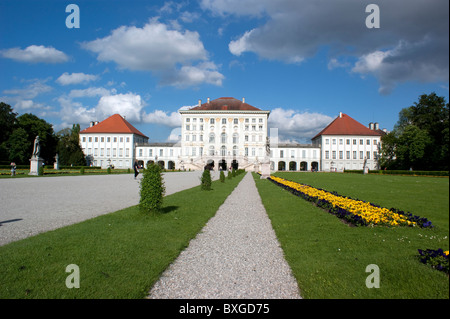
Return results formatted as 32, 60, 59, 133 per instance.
1, 0, 448, 143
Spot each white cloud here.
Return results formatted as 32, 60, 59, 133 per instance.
69, 87, 115, 98
56, 72, 99, 85
0, 45, 69, 63
82, 20, 224, 87
211, 0, 449, 94
96, 93, 145, 123
143, 109, 181, 127
268, 108, 333, 142
3, 79, 52, 99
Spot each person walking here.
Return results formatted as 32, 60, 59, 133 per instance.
133, 160, 140, 179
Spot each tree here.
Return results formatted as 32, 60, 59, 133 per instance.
0, 102, 18, 162
56, 124, 85, 166
16, 113, 57, 165
201, 169, 212, 190
6, 128, 30, 163
380, 93, 449, 170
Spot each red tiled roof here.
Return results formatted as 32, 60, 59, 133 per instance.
312, 113, 383, 139
189, 97, 262, 111
80, 114, 148, 138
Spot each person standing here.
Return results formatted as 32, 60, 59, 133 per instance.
10, 162, 16, 176
134, 160, 140, 179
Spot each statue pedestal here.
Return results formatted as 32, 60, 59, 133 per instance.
260, 161, 271, 179
29, 157, 44, 175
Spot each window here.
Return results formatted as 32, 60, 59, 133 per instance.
139, 149, 142, 156
374, 139, 378, 145
221, 145, 226, 156
193, 125, 196, 131
192, 147, 196, 156
94, 148, 98, 156
94, 137, 98, 142
200, 135, 203, 141
259, 125, 263, 131
186, 125, 190, 131
360, 151, 364, 159
186, 118, 190, 122
245, 135, 249, 142
222, 118, 226, 124
234, 118, 238, 124
114, 137, 117, 142
360, 139, 364, 145
89, 137, 92, 142
252, 125, 256, 131
126, 137, 130, 143
100, 148, 104, 156
259, 118, 263, 123
192, 135, 196, 142
245, 118, 249, 123
353, 151, 357, 159
233, 146, 238, 156
325, 139, 329, 145
209, 133, 215, 143
193, 118, 197, 122
251, 148, 255, 156
209, 146, 215, 156
160, 149, 163, 157
120, 137, 123, 142
280, 150, 284, 158
210, 118, 215, 124
119, 148, 123, 157
149, 149, 153, 156
339, 151, 343, 159
107, 148, 110, 156
291, 150, 295, 158
200, 125, 203, 131
107, 137, 110, 142
185, 135, 189, 141
346, 151, 350, 159
325, 151, 330, 159
346, 139, 350, 145
252, 118, 256, 123
366, 151, 371, 159
82, 137, 86, 142
245, 125, 249, 131
339, 139, 343, 145
366, 139, 370, 145
113, 148, 117, 157
233, 133, 238, 144
332, 151, 336, 159
221, 133, 227, 144
332, 139, 336, 145
353, 139, 357, 145
245, 147, 248, 156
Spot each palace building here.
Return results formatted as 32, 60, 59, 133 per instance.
79, 97, 385, 172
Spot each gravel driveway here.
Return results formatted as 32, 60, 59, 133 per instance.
0, 171, 218, 246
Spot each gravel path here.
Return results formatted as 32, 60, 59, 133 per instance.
148, 172, 302, 299
0, 171, 218, 246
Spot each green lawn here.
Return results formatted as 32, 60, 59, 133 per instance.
253, 172, 449, 299
0, 173, 245, 299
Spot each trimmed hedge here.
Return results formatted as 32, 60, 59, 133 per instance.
344, 169, 448, 177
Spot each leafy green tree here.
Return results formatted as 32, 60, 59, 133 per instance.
6, 127, 30, 163
380, 93, 449, 170
0, 102, 18, 162
16, 113, 57, 164
56, 124, 85, 166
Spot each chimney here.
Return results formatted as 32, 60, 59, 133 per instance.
207, 97, 210, 103
242, 97, 245, 103
374, 122, 379, 130
198, 99, 202, 107
339, 112, 342, 118
90, 121, 95, 127
369, 122, 374, 130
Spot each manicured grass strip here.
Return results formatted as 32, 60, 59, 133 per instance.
253, 173, 449, 299
0, 173, 245, 299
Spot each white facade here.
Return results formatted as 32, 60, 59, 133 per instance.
79, 100, 384, 172
80, 132, 148, 168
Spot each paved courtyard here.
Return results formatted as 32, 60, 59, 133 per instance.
0, 171, 218, 246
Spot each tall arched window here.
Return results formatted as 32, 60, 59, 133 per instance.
221, 145, 227, 156
233, 133, 239, 144
209, 146, 215, 156
221, 132, 227, 144
209, 133, 215, 143
233, 145, 238, 156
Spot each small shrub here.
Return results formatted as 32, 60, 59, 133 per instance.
220, 170, 225, 183
201, 169, 212, 190
139, 163, 165, 214
227, 170, 232, 179
38, 166, 44, 176
107, 167, 111, 174
80, 167, 85, 175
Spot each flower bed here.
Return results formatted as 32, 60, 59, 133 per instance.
417, 249, 449, 274
268, 176, 433, 228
